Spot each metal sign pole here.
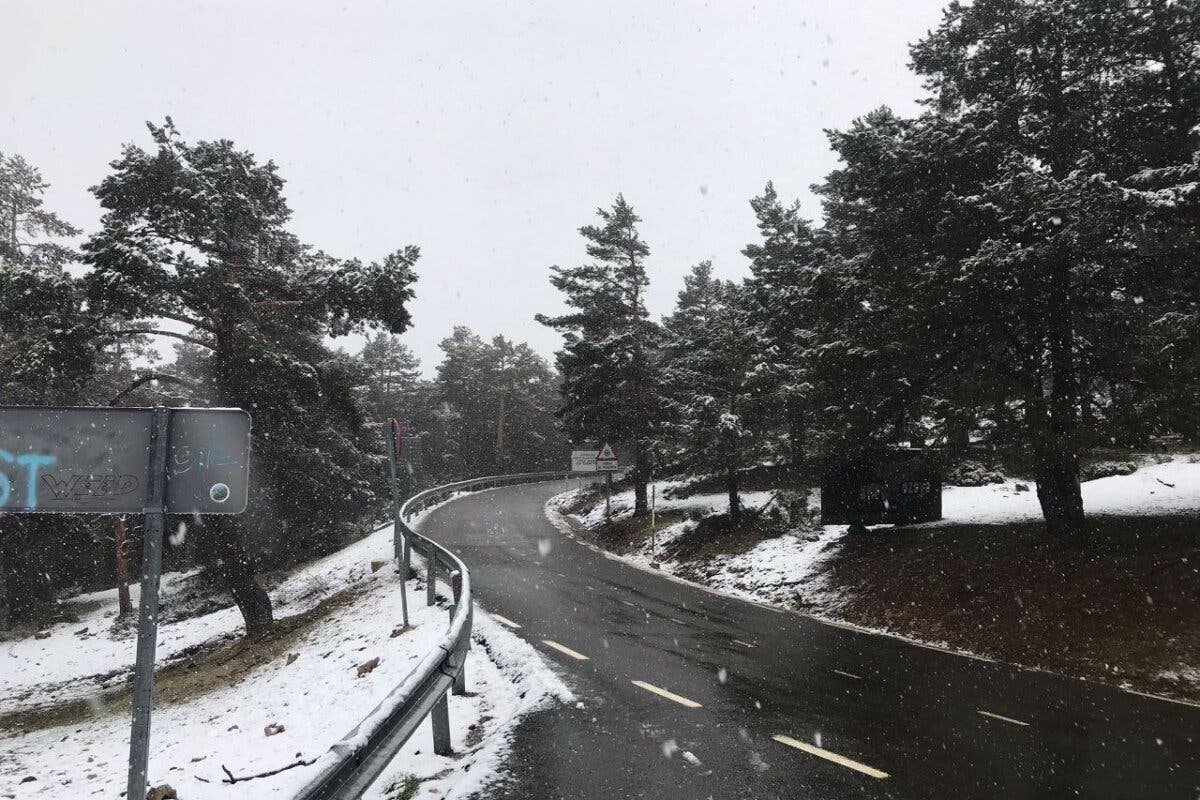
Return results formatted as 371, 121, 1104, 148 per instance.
650, 478, 656, 547
605, 471, 612, 520
126, 406, 171, 800
386, 420, 409, 628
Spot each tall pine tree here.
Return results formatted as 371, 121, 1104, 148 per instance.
662, 263, 770, 520
84, 120, 419, 632
742, 182, 821, 464
812, 0, 1200, 535
537, 196, 663, 515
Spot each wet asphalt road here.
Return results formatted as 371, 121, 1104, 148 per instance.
419, 481, 1200, 800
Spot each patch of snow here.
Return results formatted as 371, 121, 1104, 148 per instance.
2, 490, 570, 799
575, 481, 774, 529
932, 456, 1200, 526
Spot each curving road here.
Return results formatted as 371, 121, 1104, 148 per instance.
420, 481, 1199, 799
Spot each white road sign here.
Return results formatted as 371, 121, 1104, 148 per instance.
571, 450, 598, 472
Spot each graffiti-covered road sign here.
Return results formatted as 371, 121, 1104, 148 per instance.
0, 406, 251, 515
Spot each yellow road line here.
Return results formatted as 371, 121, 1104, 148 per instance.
832, 669, 863, 680
541, 639, 589, 660
492, 614, 522, 629
630, 679, 702, 708
977, 710, 1029, 727
772, 734, 889, 779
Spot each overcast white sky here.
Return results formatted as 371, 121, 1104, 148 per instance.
2, 0, 948, 374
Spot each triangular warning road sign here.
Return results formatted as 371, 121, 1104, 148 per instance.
596, 442, 618, 461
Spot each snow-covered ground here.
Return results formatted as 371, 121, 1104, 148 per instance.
1, 502, 570, 799
553, 484, 848, 611
574, 480, 775, 530
557, 456, 1200, 613
936, 455, 1200, 525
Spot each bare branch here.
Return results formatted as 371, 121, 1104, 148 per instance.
109, 373, 196, 406
111, 328, 215, 350
220, 757, 318, 784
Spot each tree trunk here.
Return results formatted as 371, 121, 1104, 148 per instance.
727, 469, 740, 522
1036, 252, 1085, 536
494, 393, 506, 474
633, 477, 648, 516
114, 517, 132, 617
1034, 448, 1085, 536
632, 439, 649, 516
213, 323, 274, 634
213, 521, 273, 635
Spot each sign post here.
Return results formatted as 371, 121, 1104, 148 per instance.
127, 407, 170, 800
385, 418, 410, 629
0, 405, 251, 800
596, 442, 619, 520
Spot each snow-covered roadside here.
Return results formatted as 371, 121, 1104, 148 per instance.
548, 491, 849, 612
935, 455, 1200, 525
549, 457, 1200, 696
574, 480, 775, 530
1, 494, 470, 716
2, 495, 571, 799
557, 456, 1200, 614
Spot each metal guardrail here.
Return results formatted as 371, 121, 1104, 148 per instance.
293, 470, 583, 800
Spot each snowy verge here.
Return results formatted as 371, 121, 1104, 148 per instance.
1, 493, 471, 716
548, 457, 1200, 700
549, 485, 847, 613
934, 455, 1200, 525
2, 490, 571, 799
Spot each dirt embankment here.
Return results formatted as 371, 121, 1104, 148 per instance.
825, 515, 1200, 702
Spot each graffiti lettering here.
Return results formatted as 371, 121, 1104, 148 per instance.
172, 444, 233, 475
0, 450, 58, 509
41, 473, 141, 504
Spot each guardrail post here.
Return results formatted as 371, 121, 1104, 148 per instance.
431, 692, 452, 755
450, 570, 467, 695
426, 556, 437, 606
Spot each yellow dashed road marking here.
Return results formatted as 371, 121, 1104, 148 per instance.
772, 734, 889, 779
541, 639, 589, 660
492, 614, 522, 629
630, 680, 702, 708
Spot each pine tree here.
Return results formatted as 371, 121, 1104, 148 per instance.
0, 153, 105, 627
0, 153, 78, 267
360, 333, 422, 423
537, 195, 663, 515
662, 263, 770, 520
812, 0, 1200, 536
432, 327, 567, 478
83, 119, 419, 632
742, 182, 820, 463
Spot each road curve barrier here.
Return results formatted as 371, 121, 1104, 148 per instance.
293, 470, 585, 800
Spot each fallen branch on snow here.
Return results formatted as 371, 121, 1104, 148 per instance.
220, 757, 318, 784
